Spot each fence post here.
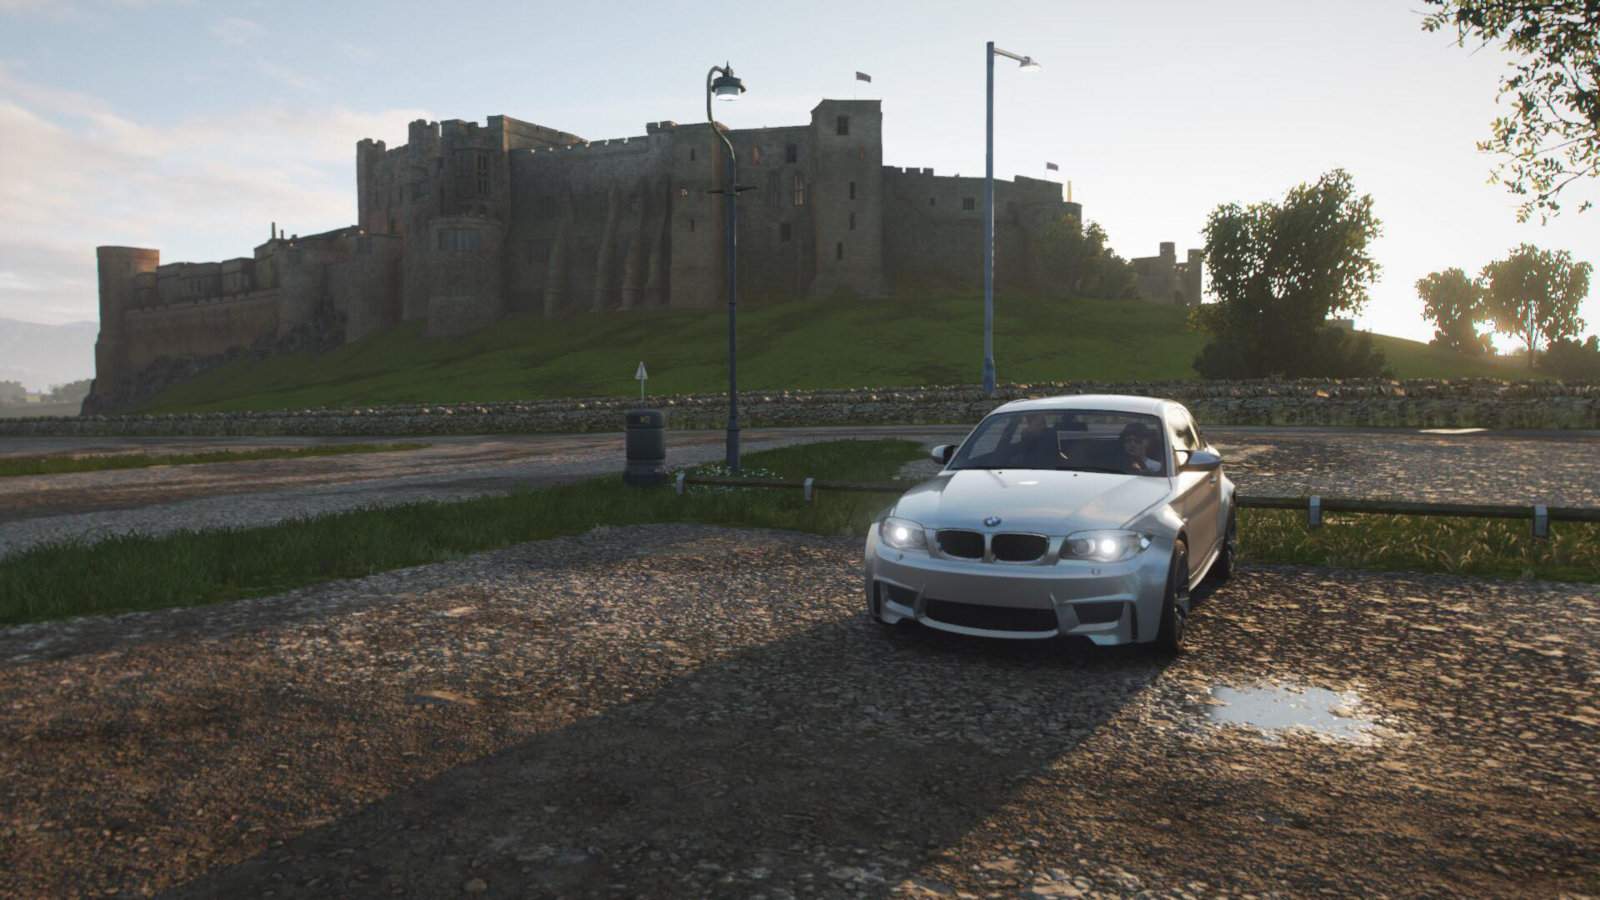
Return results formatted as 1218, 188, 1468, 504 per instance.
1532, 504, 1549, 539
675, 471, 685, 496
1308, 495, 1322, 529
803, 477, 815, 503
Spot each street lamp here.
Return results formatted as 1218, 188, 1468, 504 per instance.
983, 42, 1040, 397
706, 62, 745, 472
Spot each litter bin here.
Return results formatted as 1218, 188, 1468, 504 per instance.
623, 408, 667, 486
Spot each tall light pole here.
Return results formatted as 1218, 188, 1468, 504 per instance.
707, 62, 745, 471
983, 42, 1040, 397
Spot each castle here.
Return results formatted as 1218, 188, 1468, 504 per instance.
87, 99, 1200, 411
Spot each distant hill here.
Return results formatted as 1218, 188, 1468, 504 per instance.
138, 294, 1541, 414
0, 318, 97, 392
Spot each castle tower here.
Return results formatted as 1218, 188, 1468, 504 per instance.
807, 100, 886, 297
92, 246, 160, 390
1184, 248, 1204, 306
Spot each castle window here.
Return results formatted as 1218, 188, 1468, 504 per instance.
858, 145, 865, 160
476, 155, 489, 196
785, 143, 798, 164
792, 174, 805, 207
836, 241, 844, 261
849, 181, 856, 200
962, 196, 976, 211
836, 115, 849, 136
437, 228, 482, 252
929, 196, 936, 207
690, 147, 696, 162
780, 222, 791, 242
849, 211, 856, 231
689, 218, 695, 233
751, 145, 762, 165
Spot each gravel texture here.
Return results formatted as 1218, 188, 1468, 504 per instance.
5, 426, 1598, 562
0, 524, 1595, 897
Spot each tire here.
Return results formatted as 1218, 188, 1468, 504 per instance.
1209, 508, 1237, 586
1154, 540, 1190, 655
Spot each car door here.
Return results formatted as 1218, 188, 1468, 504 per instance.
1166, 406, 1219, 576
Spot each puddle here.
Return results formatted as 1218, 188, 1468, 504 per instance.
1208, 684, 1379, 743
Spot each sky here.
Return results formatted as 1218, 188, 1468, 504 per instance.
0, 0, 1595, 350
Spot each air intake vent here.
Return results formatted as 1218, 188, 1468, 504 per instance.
991, 533, 1047, 562
936, 530, 984, 559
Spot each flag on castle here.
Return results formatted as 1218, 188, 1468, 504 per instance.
855, 71, 872, 83
1045, 161, 1059, 171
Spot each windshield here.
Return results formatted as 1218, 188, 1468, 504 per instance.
947, 409, 1169, 476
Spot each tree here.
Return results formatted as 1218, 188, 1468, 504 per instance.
1031, 214, 1137, 300
1422, 1, 1599, 221
1416, 267, 1492, 354
1542, 334, 1600, 380
1192, 169, 1389, 378
1479, 243, 1592, 368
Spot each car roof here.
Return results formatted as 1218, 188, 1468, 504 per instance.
989, 394, 1177, 417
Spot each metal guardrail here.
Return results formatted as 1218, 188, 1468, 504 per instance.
672, 473, 1594, 538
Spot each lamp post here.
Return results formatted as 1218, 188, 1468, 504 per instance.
707, 62, 746, 471
983, 42, 1040, 397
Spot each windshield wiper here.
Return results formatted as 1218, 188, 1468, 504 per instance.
1058, 465, 1127, 474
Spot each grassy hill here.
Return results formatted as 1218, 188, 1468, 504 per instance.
140, 294, 1539, 413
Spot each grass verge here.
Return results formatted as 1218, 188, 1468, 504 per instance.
0, 442, 429, 477
0, 440, 921, 625
2, 438, 1593, 627
1239, 509, 1600, 584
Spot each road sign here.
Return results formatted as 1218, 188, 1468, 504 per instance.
635, 361, 647, 401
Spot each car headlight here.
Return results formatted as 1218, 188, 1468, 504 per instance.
1061, 530, 1152, 563
879, 516, 927, 551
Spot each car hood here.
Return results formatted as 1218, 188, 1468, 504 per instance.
892, 468, 1170, 533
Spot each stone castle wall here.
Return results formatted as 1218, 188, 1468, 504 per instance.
85, 99, 1191, 413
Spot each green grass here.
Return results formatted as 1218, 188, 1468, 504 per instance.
1240, 510, 1599, 583
138, 293, 1539, 414
0, 439, 921, 625
5, 437, 1591, 627
0, 442, 429, 477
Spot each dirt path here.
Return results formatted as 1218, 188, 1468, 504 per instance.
1, 525, 1594, 897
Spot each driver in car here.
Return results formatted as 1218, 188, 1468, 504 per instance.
1014, 413, 1059, 467
1118, 422, 1165, 475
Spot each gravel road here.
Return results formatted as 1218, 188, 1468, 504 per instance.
1, 525, 1594, 897
3, 426, 1597, 561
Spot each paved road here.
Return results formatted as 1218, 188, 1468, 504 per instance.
1, 425, 1596, 558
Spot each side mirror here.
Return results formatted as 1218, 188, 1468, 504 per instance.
1181, 449, 1222, 472
930, 444, 955, 465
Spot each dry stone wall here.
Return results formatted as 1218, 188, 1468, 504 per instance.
5, 379, 1597, 437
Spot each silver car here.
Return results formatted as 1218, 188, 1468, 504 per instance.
864, 395, 1236, 653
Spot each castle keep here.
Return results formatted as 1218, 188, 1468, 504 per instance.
88, 99, 1195, 409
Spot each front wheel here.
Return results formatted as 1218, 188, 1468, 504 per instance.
1154, 540, 1190, 655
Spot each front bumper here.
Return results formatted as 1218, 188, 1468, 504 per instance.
864, 529, 1171, 646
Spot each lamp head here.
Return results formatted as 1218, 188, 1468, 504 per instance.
711, 65, 746, 101
1018, 56, 1042, 72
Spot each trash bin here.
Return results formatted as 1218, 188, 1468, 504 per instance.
623, 408, 667, 486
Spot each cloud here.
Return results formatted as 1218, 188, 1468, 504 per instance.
0, 64, 427, 324
210, 15, 264, 46
255, 59, 319, 92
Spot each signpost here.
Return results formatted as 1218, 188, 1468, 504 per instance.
635, 361, 648, 402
